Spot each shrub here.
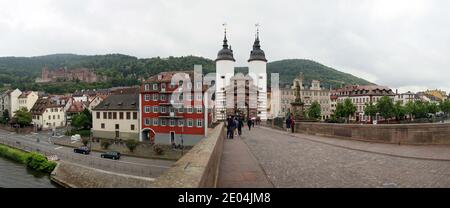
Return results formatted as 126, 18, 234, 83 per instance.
153, 144, 164, 155
81, 138, 90, 146
24, 152, 57, 173
100, 139, 111, 149
0, 144, 27, 163
125, 139, 139, 153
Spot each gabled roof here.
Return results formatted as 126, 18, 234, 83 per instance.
93, 93, 139, 111
30, 98, 63, 115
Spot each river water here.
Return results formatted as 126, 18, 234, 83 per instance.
0, 157, 59, 188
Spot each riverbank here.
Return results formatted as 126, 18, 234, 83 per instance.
0, 143, 57, 173
0, 157, 59, 188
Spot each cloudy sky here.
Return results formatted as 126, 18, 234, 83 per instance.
0, 0, 449, 93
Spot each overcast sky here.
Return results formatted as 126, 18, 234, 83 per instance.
0, 0, 449, 93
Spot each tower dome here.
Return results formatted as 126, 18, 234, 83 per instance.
248, 34, 267, 62
216, 33, 235, 62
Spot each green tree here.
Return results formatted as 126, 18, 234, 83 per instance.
335, 98, 356, 123
364, 102, 377, 123
81, 108, 92, 129
440, 100, 450, 118
404, 101, 416, 120
13, 108, 32, 127
376, 96, 395, 122
308, 101, 321, 120
393, 101, 406, 121
71, 113, 89, 130
413, 101, 428, 119
426, 102, 439, 115
1, 109, 10, 124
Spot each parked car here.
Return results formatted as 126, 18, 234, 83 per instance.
74, 146, 91, 155
101, 151, 121, 160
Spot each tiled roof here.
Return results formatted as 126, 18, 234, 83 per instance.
30, 98, 63, 115
67, 101, 85, 113
93, 92, 139, 111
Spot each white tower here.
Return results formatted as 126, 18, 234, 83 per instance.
215, 27, 235, 120
248, 26, 268, 120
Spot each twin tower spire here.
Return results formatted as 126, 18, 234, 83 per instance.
215, 25, 267, 62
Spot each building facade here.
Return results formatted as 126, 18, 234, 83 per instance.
92, 92, 140, 140
280, 74, 332, 120
335, 85, 395, 122
0, 89, 22, 118
30, 98, 66, 130
140, 71, 212, 146
18, 91, 39, 112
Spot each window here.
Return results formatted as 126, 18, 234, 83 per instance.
133, 112, 137, 120
103, 112, 107, 119
145, 118, 151, 125
57, 115, 60, 119
108, 112, 112, 119
145, 106, 151, 113
221, 76, 225, 79
96, 112, 100, 119
197, 119, 203, 127
169, 107, 175, 113
161, 106, 166, 113
187, 119, 193, 127
144, 84, 150, 91
177, 107, 184, 113
196, 94, 202, 100
115, 124, 119, 129
153, 118, 159, 126
160, 94, 166, 101
161, 83, 166, 90
49, 115, 51, 120
169, 120, 175, 126
101, 123, 105, 129
196, 106, 203, 113
178, 119, 184, 127
131, 125, 135, 130
113, 112, 117, 119
153, 106, 159, 113
196, 82, 202, 89
119, 112, 124, 120
152, 94, 158, 101
187, 82, 192, 89
53, 115, 55, 119
187, 106, 193, 113
126, 112, 131, 120
144, 94, 151, 101
153, 84, 158, 90
161, 119, 167, 126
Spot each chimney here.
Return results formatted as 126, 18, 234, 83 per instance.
396, 89, 398, 95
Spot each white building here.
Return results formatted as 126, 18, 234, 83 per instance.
18, 91, 39, 112
30, 98, 66, 130
92, 93, 139, 140
0, 89, 22, 117
214, 29, 268, 120
394, 91, 416, 105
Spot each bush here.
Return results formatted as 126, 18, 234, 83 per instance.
125, 139, 139, 153
100, 139, 111, 149
24, 152, 56, 173
153, 144, 164, 155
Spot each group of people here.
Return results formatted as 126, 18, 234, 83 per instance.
226, 115, 256, 139
285, 116, 295, 133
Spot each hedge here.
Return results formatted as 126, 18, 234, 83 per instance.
0, 144, 57, 173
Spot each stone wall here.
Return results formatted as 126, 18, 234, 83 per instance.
50, 161, 156, 188
289, 122, 450, 145
93, 130, 139, 140
151, 123, 226, 188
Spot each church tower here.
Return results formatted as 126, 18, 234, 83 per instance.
215, 26, 235, 120
248, 26, 268, 120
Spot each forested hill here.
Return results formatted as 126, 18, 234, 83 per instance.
0, 54, 372, 93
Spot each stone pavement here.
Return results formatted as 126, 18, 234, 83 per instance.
260, 126, 450, 161
241, 126, 450, 188
218, 133, 273, 188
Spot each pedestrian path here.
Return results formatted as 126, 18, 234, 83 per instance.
260, 126, 450, 161
218, 132, 273, 188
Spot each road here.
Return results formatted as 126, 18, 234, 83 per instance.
0, 129, 173, 178
241, 126, 450, 188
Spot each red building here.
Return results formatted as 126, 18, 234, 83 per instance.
139, 71, 212, 146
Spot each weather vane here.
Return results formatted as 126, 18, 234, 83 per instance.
222, 23, 227, 35
255, 23, 260, 38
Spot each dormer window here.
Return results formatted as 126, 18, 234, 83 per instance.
153, 84, 158, 90
144, 84, 150, 91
